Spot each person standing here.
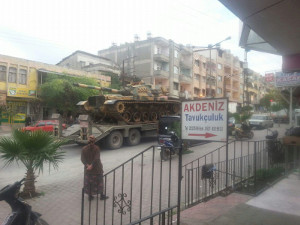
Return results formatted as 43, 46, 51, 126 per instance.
81, 135, 108, 201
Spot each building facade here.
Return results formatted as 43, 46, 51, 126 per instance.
57, 50, 120, 77
0, 54, 111, 123
98, 37, 193, 99
193, 48, 244, 112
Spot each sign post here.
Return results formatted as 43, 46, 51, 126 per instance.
181, 98, 229, 185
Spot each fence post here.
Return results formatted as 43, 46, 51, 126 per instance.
177, 145, 183, 225
254, 142, 257, 186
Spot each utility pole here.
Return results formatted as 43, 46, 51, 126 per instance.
243, 49, 249, 106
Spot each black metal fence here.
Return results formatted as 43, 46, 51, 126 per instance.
81, 145, 182, 225
81, 139, 297, 224
182, 139, 294, 208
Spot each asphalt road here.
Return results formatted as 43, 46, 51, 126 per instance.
0, 124, 289, 224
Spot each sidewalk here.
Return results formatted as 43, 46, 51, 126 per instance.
180, 171, 300, 225
0, 124, 12, 137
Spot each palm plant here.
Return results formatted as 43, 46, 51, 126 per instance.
0, 129, 66, 197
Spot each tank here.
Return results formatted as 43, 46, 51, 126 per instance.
74, 82, 181, 124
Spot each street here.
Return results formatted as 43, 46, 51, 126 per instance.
0, 124, 289, 224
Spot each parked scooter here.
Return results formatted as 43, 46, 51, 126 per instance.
234, 122, 254, 140
158, 131, 181, 160
0, 178, 48, 225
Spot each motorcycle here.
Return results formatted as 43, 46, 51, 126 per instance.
0, 178, 48, 225
158, 131, 182, 161
157, 115, 182, 161
234, 123, 254, 140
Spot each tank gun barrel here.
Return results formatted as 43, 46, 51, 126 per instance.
74, 83, 119, 92
73, 83, 129, 95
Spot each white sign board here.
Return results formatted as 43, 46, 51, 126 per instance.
275, 71, 300, 87
181, 98, 228, 142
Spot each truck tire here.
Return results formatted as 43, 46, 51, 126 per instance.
126, 129, 141, 146
107, 131, 123, 150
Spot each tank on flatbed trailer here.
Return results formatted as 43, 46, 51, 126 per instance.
73, 82, 180, 124
74, 115, 158, 149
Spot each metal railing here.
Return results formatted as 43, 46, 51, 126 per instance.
81, 139, 296, 224
81, 145, 182, 225
182, 139, 292, 208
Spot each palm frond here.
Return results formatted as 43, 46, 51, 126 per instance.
0, 129, 66, 173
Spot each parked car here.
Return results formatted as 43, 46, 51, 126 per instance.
249, 114, 274, 129
22, 120, 66, 132
228, 117, 236, 135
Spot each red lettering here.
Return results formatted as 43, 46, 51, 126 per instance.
196, 103, 201, 111
184, 104, 189, 112
218, 102, 224, 111
189, 103, 195, 111
208, 102, 214, 111
202, 103, 207, 111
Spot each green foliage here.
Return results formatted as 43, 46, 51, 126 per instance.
110, 74, 121, 89
233, 106, 253, 123
256, 167, 284, 181
270, 103, 284, 112
40, 75, 99, 116
0, 129, 66, 173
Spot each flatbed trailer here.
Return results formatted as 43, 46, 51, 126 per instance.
74, 122, 158, 149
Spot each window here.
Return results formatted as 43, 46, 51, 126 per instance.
37, 122, 46, 127
217, 75, 222, 82
194, 74, 200, 80
174, 66, 179, 74
46, 121, 53, 125
8, 67, 17, 83
173, 82, 179, 90
217, 88, 222, 94
174, 50, 179, 58
218, 63, 222, 70
0, 65, 6, 81
19, 69, 27, 84
240, 94, 243, 100
194, 88, 200, 95
194, 60, 200, 67
218, 50, 223, 57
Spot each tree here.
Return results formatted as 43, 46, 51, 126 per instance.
39, 74, 99, 119
233, 106, 253, 123
0, 130, 66, 197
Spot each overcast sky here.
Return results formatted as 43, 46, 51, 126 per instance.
0, 0, 282, 74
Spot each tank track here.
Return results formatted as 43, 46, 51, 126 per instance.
106, 100, 181, 124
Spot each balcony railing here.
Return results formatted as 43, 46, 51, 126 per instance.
153, 53, 169, 62
153, 69, 169, 78
180, 59, 192, 69
179, 74, 193, 83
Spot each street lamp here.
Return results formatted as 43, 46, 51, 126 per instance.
193, 36, 231, 98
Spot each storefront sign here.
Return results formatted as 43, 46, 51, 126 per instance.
181, 98, 228, 142
275, 72, 300, 87
7, 87, 36, 98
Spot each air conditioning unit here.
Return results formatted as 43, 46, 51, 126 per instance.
156, 66, 161, 70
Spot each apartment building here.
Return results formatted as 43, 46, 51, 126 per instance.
193, 48, 244, 111
0, 54, 111, 123
98, 37, 193, 99
57, 50, 120, 77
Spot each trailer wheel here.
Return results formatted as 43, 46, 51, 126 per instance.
107, 131, 123, 150
126, 129, 141, 146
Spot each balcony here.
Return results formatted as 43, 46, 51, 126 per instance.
153, 69, 169, 79
180, 59, 192, 69
179, 74, 193, 84
154, 53, 169, 62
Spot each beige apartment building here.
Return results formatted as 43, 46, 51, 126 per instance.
193, 48, 244, 112
98, 37, 193, 100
